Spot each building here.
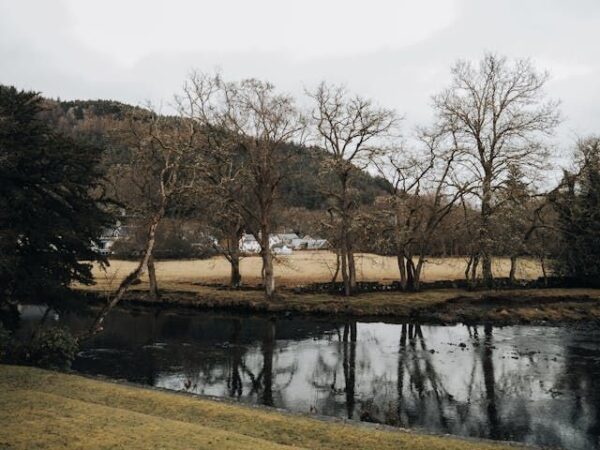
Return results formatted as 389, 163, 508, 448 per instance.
239, 233, 282, 253
94, 223, 129, 255
275, 233, 300, 245
239, 232, 328, 254
273, 244, 293, 255
289, 235, 329, 250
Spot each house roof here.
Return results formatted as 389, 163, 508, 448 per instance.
276, 233, 300, 240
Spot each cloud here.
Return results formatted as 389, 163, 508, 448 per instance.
0, 0, 599, 151
63, 0, 461, 65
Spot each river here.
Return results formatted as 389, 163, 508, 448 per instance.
16, 305, 600, 449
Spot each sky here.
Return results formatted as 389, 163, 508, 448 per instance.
1, 0, 599, 154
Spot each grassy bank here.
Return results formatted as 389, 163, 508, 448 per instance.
82, 285, 600, 325
78, 253, 600, 324
0, 364, 528, 449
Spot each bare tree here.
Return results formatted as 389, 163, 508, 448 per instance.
431, 54, 560, 287
374, 129, 469, 290
200, 169, 247, 288
85, 108, 199, 338
309, 82, 399, 295
181, 73, 305, 298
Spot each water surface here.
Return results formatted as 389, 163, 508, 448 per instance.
18, 305, 600, 449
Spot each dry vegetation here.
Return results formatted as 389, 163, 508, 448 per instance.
89, 251, 544, 290
0, 365, 527, 450
76, 252, 600, 324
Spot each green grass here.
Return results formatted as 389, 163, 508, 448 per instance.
0, 365, 528, 449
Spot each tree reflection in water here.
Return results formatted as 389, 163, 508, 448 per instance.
482, 324, 499, 439
19, 306, 600, 450
226, 319, 243, 398
342, 322, 357, 419
394, 323, 451, 431
221, 317, 298, 407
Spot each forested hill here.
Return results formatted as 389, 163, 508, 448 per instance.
39, 98, 389, 211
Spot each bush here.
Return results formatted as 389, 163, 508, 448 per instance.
0, 323, 10, 361
25, 327, 79, 370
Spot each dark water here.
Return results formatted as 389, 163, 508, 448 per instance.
18, 305, 600, 449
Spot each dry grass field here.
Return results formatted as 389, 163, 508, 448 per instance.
89, 251, 544, 290
0, 365, 526, 450
80, 252, 600, 327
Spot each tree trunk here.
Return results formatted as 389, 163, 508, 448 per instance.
229, 228, 242, 288
413, 256, 425, 291
480, 170, 494, 288
481, 255, 493, 288
148, 253, 159, 300
331, 250, 341, 284
261, 250, 275, 298
259, 227, 275, 298
397, 254, 407, 290
406, 257, 416, 291
468, 254, 480, 289
230, 257, 242, 288
348, 250, 357, 291
84, 204, 165, 340
340, 175, 353, 297
465, 256, 473, 282
340, 238, 351, 296
540, 256, 548, 287
509, 255, 518, 285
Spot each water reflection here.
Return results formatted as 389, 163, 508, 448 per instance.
16, 306, 600, 449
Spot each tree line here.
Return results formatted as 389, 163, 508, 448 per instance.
1, 53, 600, 337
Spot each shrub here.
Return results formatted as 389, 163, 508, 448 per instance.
26, 327, 79, 370
0, 323, 10, 361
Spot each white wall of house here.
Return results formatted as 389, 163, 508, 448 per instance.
239, 233, 328, 253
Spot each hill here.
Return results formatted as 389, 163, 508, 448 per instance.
40, 98, 390, 211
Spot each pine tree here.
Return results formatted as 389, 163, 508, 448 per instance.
0, 86, 113, 309
551, 138, 600, 283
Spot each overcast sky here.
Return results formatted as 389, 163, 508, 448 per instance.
1, 0, 599, 151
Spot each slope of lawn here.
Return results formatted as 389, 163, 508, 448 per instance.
0, 365, 530, 450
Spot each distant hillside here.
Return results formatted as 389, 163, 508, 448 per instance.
40, 97, 390, 211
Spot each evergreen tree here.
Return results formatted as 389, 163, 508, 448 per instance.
551, 138, 600, 283
0, 86, 113, 309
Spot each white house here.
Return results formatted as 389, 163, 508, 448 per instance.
95, 223, 129, 255
239, 234, 260, 253
273, 245, 293, 255
290, 237, 305, 249
239, 232, 327, 254
275, 233, 300, 245
239, 233, 281, 253
289, 235, 329, 250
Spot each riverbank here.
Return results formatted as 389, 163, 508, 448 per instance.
79, 284, 600, 325
76, 254, 600, 325
0, 364, 529, 449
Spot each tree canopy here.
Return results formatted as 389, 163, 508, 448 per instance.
551, 138, 600, 284
0, 86, 113, 309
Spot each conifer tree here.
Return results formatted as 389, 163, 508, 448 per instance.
0, 86, 113, 309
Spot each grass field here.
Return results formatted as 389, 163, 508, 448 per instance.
89, 251, 544, 290
0, 365, 528, 450
79, 252, 600, 324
